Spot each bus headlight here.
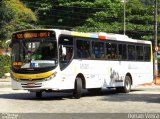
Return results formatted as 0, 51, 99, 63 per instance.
12, 78, 19, 81
45, 72, 57, 81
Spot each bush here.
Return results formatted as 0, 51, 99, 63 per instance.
0, 55, 11, 78
3, 66, 10, 73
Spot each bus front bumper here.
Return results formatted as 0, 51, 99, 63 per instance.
11, 78, 74, 92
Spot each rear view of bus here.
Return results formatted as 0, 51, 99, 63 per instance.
11, 30, 58, 97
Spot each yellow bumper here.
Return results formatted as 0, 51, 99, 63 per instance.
11, 71, 54, 80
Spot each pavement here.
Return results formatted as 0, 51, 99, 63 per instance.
0, 77, 11, 88
134, 84, 160, 90
0, 77, 11, 82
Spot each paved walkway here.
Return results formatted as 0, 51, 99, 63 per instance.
0, 77, 11, 82
0, 77, 11, 88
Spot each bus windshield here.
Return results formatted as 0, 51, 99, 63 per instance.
12, 39, 58, 69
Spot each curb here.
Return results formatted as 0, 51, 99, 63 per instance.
0, 77, 11, 88
139, 80, 160, 86
0, 77, 11, 82
135, 81, 160, 89
0, 82, 11, 88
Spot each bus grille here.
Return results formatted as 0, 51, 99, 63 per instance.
19, 78, 44, 81
21, 83, 42, 88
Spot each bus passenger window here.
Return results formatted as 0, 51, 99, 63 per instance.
136, 46, 144, 61
128, 45, 136, 61
105, 42, 118, 60
111, 43, 118, 59
92, 42, 104, 59
76, 40, 90, 59
118, 44, 127, 60
144, 46, 151, 61
99, 43, 105, 59
105, 42, 112, 59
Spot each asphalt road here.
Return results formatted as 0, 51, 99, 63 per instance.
0, 85, 160, 114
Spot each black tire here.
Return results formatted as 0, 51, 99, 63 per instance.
116, 76, 131, 93
88, 88, 101, 94
73, 77, 82, 99
36, 92, 42, 98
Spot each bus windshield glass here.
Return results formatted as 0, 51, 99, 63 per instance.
11, 31, 58, 69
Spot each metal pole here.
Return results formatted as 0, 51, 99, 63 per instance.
124, 0, 126, 35
154, 0, 158, 79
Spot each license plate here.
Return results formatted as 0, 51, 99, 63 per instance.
27, 83, 35, 87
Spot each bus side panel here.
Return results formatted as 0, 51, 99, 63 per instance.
74, 60, 104, 89
100, 61, 153, 88
57, 61, 77, 90
103, 61, 126, 88
130, 62, 153, 86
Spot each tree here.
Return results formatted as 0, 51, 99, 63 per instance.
0, 0, 37, 42
73, 0, 160, 40
72, 0, 124, 33
21, 0, 160, 41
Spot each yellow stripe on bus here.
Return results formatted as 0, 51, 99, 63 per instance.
71, 32, 91, 37
12, 71, 54, 80
151, 44, 153, 62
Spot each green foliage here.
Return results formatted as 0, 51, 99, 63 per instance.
0, 55, 11, 77
3, 66, 10, 74
71, 0, 159, 40
8, 0, 160, 41
0, 40, 7, 49
0, 0, 37, 41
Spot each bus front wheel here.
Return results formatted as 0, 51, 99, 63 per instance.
73, 77, 82, 99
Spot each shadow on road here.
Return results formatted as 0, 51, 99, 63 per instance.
101, 90, 160, 104
0, 92, 72, 101
0, 89, 117, 101
0, 89, 160, 103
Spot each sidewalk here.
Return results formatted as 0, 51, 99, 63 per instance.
135, 84, 160, 90
0, 77, 11, 82
0, 77, 11, 88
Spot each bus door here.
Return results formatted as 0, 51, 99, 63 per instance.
59, 35, 75, 87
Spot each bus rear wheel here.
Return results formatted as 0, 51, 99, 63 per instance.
73, 77, 82, 99
116, 76, 131, 93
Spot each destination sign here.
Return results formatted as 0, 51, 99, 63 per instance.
13, 31, 54, 39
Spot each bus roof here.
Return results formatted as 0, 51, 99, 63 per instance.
12, 29, 151, 44
59, 29, 152, 44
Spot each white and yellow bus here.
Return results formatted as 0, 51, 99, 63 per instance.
10, 29, 153, 98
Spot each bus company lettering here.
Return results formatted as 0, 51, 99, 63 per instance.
80, 64, 89, 69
